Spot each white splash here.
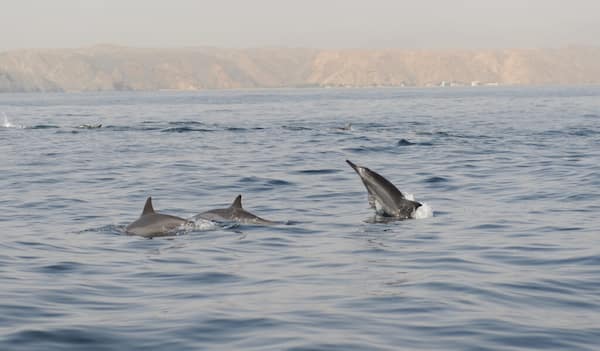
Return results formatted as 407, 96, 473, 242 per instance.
188, 218, 219, 231
2, 113, 24, 129
414, 202, 434, 219
406, 193, 434, 219
3, 114, 13, 128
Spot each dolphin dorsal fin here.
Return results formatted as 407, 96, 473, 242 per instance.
231, 195, 243, 209
142, 197, 155, 215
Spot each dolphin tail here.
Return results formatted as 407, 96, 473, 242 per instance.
346, 160, 376, 209
346, 159, 358, 171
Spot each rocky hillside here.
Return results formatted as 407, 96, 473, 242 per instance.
1, 45, 599, 92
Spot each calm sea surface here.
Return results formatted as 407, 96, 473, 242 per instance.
1, 87, 599, 350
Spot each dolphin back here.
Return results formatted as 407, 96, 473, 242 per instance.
126, 213, 188, 237
194, 195, 275, 225
126, 197, 188, 237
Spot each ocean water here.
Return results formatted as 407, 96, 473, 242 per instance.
1, 87, 599, 350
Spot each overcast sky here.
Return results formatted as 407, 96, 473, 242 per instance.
1, 0, 599, 51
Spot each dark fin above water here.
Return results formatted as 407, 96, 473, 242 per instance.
231, 195, 243, 209
142, 197, 155, 215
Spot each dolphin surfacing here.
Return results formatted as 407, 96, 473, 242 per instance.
346, 160, 421, 219
194, 195, 274, 225
125, 197, 189, 237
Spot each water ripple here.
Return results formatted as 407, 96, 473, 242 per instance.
2, 87, 600, 351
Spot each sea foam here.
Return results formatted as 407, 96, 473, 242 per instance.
406, 193, 434, 219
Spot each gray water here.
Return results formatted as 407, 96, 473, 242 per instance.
1, 87, 599, 350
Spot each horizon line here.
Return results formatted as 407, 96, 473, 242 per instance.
2, 43, 599, 53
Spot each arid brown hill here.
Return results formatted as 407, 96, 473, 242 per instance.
1, 45, 599, 92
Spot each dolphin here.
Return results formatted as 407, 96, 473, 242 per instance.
125, 197, 189, 237
194, 195, 275, 225
346, 160, 421, 219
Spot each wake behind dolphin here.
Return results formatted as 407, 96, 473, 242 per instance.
193, 195, 275, 225
346, 160, 423, 219
125, 197, 190, 237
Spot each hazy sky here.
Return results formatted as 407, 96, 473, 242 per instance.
1, 0, 599, 50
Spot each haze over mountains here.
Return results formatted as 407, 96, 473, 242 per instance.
1, 45, 599, 92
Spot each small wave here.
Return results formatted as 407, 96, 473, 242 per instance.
4, 328, 115, 349
37, 261, 84, 273
425, 176, 449, 183
76, 123, 102, 129
57, 113, 93, 117
363, 122, 387, 129
239, 176, 294, 186
101, 125, 162, 132
282, 125, 312, 131
470, 223, 511, 231
342, 145, 393, 153
418, 130, 487, 140
161, 127, 214, 133
568, 128, 600, 137
168, 121, 207, 126
101, 125, 127, 131
564, 193, 600, 201
267, 179, 293, 186
226, 127, 248, 132
77, 225, 125, 236
294, 169, 340, 175
397, 138, 416, 146
255, 236, 294, 248
417, 131, 449, 137
28, 125, 60, 129
540, 128, 600, 137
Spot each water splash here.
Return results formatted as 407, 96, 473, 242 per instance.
187, 218, 219, 231
2, 113, 24, 129
406, 193, 434, 219
414, 202, 434, 219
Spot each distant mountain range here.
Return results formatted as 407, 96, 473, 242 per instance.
1, 45, 599, 92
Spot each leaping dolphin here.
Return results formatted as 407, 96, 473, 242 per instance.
346, 160, 421, 219
193, 195, 275, 225
126, 197, 189, 237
